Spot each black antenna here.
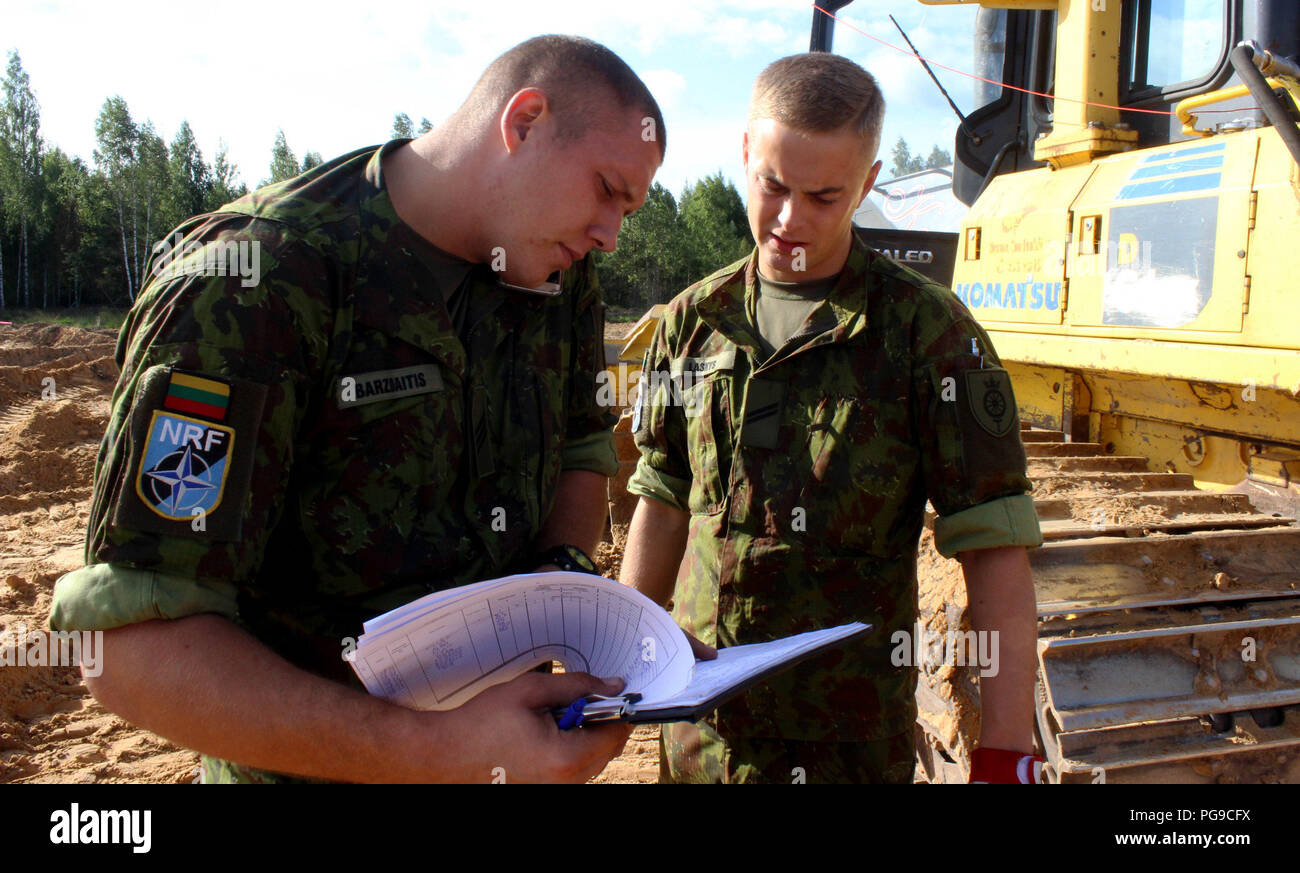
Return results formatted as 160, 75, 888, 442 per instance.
889, 14, 981, 145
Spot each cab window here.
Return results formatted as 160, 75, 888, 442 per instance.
1126, 0, 1227, 95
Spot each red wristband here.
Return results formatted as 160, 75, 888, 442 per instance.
969, 747, 1043, 784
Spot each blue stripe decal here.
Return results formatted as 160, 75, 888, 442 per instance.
1117, 172, 1222, 200
1129, 155, 1225, 179
1140, 141, 1226, 164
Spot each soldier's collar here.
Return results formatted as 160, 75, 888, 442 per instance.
820, 231, 874, 342
695, 235, 874, 354
693, 253, 765, 356
362, 140, 475, 307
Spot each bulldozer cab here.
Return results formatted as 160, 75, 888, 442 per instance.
949, 0, 1300, 203
810, 0, 1300, 783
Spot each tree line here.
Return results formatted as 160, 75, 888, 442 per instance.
2, 48, 926, 317
596, 135, 953, 311
595, 172, 753, 311
0, 50, 334, 312
890, 137, 951, 177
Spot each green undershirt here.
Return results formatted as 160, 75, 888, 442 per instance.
751, 270, 841, 360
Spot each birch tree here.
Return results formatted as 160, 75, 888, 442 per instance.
1, 51, 44, 308
94, 96, 139, 301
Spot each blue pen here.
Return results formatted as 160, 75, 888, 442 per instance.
553, 693, 641, 729
555, 697, 588, 730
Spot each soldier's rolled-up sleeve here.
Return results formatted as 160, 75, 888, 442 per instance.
49, 564, 239, 629
627, 315, 692, 513
50, 220, 331, 632
913, 315, 1043, 559
932, 493, 1041, 558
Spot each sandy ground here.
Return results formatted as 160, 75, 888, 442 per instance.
8, 320, 1169, 786
0, 323, 200, 783
0, 321, 656, 784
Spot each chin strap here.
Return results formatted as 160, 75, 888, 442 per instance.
968, 747, 1044, 784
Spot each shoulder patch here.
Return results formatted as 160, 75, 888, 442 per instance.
136, 411, 235, 519
965, 367, 1015, 437
112, 365, 268, 542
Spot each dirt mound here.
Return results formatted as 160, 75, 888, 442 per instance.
0, 320, 659, 785
0, 324, 116, 412
0, 321, 201, 785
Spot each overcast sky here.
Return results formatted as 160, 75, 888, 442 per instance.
7, 0, 981, 197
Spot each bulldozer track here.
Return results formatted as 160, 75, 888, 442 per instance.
918, 424, 1300, 784
0, 384, 100, 434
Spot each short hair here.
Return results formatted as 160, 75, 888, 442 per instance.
462, 35, 666, 160
749, 53, 885, 163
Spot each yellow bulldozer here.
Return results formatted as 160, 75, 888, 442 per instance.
607, 0, 1300, 783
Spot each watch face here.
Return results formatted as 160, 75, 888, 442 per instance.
562, 545, 596, 573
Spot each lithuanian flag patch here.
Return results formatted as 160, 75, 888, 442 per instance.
162, 369, 230, 421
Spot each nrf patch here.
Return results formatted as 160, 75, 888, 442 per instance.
135, 411, 235, 520
111, 364, 268, 542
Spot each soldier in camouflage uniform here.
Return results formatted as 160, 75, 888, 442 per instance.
48, 36, 665, 783
622, 54, 1044, 783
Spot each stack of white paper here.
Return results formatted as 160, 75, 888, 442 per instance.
346, 572, 694, 711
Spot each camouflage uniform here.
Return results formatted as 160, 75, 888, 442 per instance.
48, 140, 618, 783
628, 234, 1042, 783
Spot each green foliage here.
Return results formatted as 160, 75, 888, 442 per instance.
0, 56, 342, 314
39, 148, 90, 305
265, 129, 299, 186
1, 50, 42, 192
392, 113, 414, 139
93, 95, 139, 299
136, 120, 171, 276
926, 144, 951, 169
679, 171, 752, 277
0, 56, 751, 322
168, 121, 211, 227
207, 140, 246, 210
595, 181, 689, 310
889, 136, 952, 178
1, 50, 44, 308
596, 172, 753, 312
6, 305, 127, 329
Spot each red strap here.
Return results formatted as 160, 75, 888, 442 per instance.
969, 747, 1044, 784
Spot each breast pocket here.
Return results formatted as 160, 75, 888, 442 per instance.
680, 373, 734, 516
798, 391, 919, 556
306, 352, 464, 570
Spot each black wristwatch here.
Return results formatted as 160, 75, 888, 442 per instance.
534, 544, 598, 575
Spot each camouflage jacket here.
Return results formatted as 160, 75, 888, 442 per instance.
628, 234, 1041, 742
50, 140, 617, 781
